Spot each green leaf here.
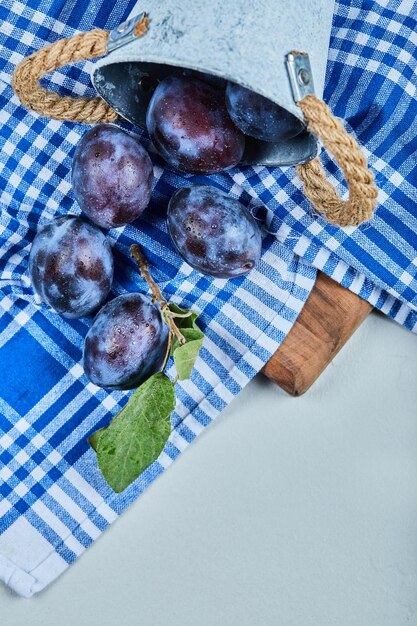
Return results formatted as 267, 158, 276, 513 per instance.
88, 373, 175, 493
168, 304, 204, 380
168, 303, 199, 330
173, 332, 204, 380
89, 426, 105, 452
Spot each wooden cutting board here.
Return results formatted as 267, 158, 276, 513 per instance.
262, 272, 372, 395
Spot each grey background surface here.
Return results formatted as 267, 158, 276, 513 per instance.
1, 311, 417, 626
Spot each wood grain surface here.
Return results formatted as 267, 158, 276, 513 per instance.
262, 272, 372, 396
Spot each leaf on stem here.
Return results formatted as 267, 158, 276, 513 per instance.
168, 303, 204, 380
89, 373, 175, 493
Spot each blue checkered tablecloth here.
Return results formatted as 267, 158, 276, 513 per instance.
0, 0, 416, 597
236, 0, 417, 330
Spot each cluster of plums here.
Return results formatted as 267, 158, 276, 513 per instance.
29, 216, 169, 390
146, 73, 305, 174
70, 123, 262, 277
30, 75, 301, 389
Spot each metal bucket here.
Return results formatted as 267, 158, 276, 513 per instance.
92, 0, 334, 167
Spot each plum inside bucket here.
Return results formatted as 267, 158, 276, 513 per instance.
93, 61, 318, 167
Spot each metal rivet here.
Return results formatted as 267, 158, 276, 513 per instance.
298, 68, 310, 86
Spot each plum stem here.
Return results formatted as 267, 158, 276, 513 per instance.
167, 310, 193, 319
161, 330, 173, 374
130, 244, 187, 347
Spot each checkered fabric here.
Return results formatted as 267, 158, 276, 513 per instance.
1, 0, 416, 598
236, 0, 417, 331
0, 0, 316, 597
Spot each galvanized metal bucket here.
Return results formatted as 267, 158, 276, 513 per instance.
13, 2, 378, 225
92, 0, 334, 167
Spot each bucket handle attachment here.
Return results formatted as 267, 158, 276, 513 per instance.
12, 20, 377, 227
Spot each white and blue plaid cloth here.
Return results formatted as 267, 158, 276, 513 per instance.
0, 0, 416, 597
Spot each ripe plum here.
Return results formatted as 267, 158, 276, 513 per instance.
167, 185, 262, 278
226, 82, 304, 142
83, 293, 169, 389
29, 215, 114, 318
72, 125, 153, 229
146, 76, 245, 174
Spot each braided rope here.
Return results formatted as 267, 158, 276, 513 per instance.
297, 95, 378, 226
13, 29, 118, 124
13, 17, 151, 124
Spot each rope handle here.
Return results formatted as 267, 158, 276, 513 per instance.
12, 26, 378, 227
296, 96, 378, 226
12, 16, 150, 124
